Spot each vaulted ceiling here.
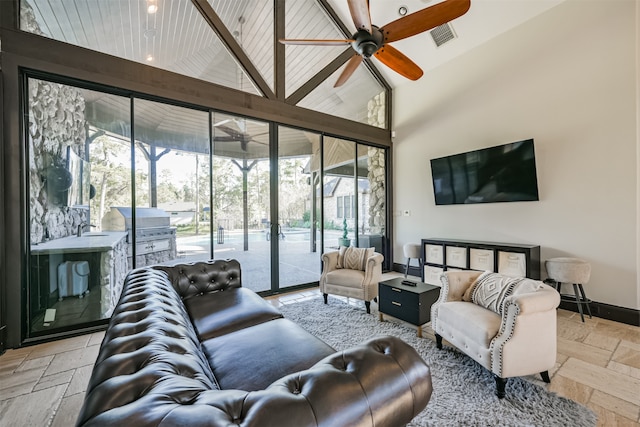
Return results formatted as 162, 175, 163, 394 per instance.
21, 0, 567, 158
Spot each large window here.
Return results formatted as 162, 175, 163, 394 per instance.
24, 74, 388, 339
336, 195, 355, 219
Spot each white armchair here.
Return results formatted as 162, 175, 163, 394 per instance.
431, 270, 560, 398
320, 247, 383, 314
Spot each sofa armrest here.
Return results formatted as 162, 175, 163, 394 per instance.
505, 283, 560, 314
363, 252, 384, 283
321, 251, 339, 273
241, 335, 432, 427
490, 285, 560, 378
365, 252, 384, 269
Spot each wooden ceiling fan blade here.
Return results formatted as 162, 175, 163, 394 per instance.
382, 0, 471, 43
278, 38, 353, 46
374, 45, 424, 81
250, 139, 270, 146
347, 0, 372, 33
334, 54, 363, 87
212, 119, 232, 127
214, 124, 244, 139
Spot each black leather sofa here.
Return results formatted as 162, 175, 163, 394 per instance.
76, 259, 433, 427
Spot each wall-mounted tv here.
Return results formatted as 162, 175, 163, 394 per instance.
66, 147, 91, 208
430, 139, 539, 205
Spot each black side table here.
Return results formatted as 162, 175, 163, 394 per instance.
378, 277, 441, 337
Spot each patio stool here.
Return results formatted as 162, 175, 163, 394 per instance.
545, 257, 592, 322
403, 243, 422, 278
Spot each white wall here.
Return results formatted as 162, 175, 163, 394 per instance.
393, 0, 638, 309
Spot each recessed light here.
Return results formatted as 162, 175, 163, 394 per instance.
398, 6, 408, 16
146, 54, 154, 62
147, 4, 158, 14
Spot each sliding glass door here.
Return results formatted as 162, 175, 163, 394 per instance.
211, 113, 271, 293
277, 126, 322, 288
323, 137, 357, 250
133, 99, 211, 268
321, 137, 388, 266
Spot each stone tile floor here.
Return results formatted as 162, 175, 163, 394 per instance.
0, 274, 638, 426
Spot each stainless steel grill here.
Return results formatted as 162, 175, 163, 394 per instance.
101, 207, 177, 268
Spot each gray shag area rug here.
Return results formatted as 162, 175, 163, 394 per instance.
279, 296, 597, 427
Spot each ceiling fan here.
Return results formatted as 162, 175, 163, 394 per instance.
279, 0, 471, 87
213, 123, 268, 151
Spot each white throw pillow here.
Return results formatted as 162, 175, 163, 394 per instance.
471, 272, 541, 316
338, 246, 374, 271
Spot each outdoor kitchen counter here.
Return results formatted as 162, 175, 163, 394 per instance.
31, 232, 128, 254
31, 232, 129, 318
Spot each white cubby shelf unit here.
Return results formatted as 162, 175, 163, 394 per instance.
421, 239, 541, 286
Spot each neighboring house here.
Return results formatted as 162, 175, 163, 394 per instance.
322, 177, 371, 235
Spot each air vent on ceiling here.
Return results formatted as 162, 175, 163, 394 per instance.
430, 23, 456, 47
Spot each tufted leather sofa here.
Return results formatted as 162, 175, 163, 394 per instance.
77, 259, 433, 427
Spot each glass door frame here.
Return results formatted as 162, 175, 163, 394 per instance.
19, 71, 391, 343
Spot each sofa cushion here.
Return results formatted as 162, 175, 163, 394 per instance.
338, 246, 374, 270
437, 301, 502, 348
202, 318, 335, 391
184, 287, 283, 341
468, 272, 541, 316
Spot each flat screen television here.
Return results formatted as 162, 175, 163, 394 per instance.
66, 147, 91, 208
430, 139, 539, 205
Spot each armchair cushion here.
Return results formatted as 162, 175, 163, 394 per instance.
326, 268, 367, 287
467, 272, 542, 316
338, 246, 374, 270
437, 302, 501, 348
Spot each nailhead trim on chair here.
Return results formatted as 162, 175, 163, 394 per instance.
430, 274, 452, 332
489, 300, 520, 377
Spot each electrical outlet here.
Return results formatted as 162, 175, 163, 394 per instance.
403, 210, 410, 216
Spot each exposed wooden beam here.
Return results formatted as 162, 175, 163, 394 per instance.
1, 28, 390, 147
0, 0, 16, 29
274, 0, 286, 100
191, 0, 276, 100
286, 49, 353, 106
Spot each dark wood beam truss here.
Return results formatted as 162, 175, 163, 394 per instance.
274, 0, 286, 100
191, 0, 276, 100
286, 48, 353, 106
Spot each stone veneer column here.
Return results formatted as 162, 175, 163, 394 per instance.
23, 2, 89, 243
101, 238, 128, 318
366, 92, 386, 235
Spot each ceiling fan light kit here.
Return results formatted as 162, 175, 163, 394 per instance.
352, 27, 384, 57
279, 0, 471, 87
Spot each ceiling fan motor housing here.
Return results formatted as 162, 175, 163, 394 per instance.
351, 26, 384, 58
